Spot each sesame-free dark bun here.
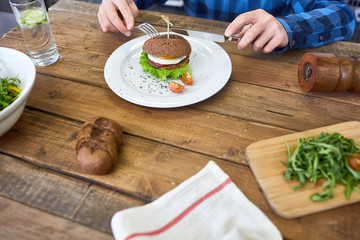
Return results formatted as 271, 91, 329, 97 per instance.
143, 34, 191, 57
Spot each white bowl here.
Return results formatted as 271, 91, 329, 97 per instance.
0, 47, 36, 137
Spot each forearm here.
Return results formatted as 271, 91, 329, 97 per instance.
276, 1, 356, 51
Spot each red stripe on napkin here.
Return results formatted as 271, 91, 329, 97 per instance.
124, 177, 232, 240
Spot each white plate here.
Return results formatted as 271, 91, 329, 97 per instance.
104, 33, 232, 108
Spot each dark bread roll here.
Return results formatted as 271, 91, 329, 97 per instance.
76, 116, 123, 175
143, 34, 191, 57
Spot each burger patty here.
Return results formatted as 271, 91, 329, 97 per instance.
148, 55, 190, 70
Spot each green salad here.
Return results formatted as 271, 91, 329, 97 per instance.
0, 76, 22, 111
282, 132, 360, 202
139, 51, 191, 81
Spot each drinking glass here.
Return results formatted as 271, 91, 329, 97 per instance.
9, 0, 59, 66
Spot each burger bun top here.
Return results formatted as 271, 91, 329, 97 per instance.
142, 34, 191, 57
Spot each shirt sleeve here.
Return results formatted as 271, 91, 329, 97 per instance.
133, 0, 167, 9
275, 0, 356, 52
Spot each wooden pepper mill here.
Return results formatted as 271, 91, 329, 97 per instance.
298, 52, 360, 92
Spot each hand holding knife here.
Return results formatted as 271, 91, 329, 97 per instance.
171, 28, 240, 43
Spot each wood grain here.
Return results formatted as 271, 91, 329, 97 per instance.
0, 196, 114, 240
246, 121, 360, 218
0, 109, 267, 201
2, 144, 359, 240
1, 0, 360, 239
0, 153, 146, 234
5, 10, 360, 105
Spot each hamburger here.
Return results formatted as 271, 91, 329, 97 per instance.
139, 34, 192, 80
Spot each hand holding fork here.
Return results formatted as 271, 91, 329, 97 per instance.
97, 0, 139, 36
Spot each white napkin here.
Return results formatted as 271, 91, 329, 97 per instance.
111, 161, 282, 240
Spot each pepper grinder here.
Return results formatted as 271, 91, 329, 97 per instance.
298, 52, 360, 92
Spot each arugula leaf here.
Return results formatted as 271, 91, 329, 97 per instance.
283, 132, 360, 201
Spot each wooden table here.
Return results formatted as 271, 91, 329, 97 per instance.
1, 0, 360, 239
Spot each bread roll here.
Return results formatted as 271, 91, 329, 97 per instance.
76, 116, 123, 175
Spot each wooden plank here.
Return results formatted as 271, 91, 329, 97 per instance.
2, 36, 358, 126
1, 124, 360, 240
195, 78, 360, 131
5, 0, 358, 65
0, 153, 146, 233
45, 9, 360, 69
228, 53, 360, 104
72, 184, 145, 232
4, 9, 360, 94
1, 2, 360, 239
0, 112, 285, 232
0, 196, 113, 240
3, 21, 360, 108
0, 109, 271, 197
246, 121, 360, 218
2, 27, 358, 103
49, 6, 102, 30
25, 74, 293, 162
0, 1, 350, 67
4, 24, 129, 56
49, 0, 229, 34
47, 0, 360, 63
2, 42, 359, 133
49, 0, 100, 16
28, 72, 360, 136
0, 154, 89, 219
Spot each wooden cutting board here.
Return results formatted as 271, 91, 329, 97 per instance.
245, 121, 360, 219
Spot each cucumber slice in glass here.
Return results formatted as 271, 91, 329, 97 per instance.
19, 8, 47, 26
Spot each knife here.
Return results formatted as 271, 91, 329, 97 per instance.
171, 28, 240, 43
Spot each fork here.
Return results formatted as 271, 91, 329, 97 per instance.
135, 23, 160, 38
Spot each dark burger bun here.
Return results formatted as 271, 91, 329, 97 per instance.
142, 34, 191, 57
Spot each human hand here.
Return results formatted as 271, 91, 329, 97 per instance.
225, 9, 289, 53
97, 0, 139, 36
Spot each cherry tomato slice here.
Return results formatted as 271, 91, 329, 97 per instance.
181, 72, 193, 85
348, 153, 360, 171
168, 81, 184, 93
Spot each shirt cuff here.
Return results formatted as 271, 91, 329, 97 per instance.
273, 18, 295, 53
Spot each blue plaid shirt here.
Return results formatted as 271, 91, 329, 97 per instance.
134, 0, 356, 51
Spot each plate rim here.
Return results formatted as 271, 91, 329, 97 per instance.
104, 34, 232, 108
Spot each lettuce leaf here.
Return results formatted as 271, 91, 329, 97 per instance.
139, 51, 191, 81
